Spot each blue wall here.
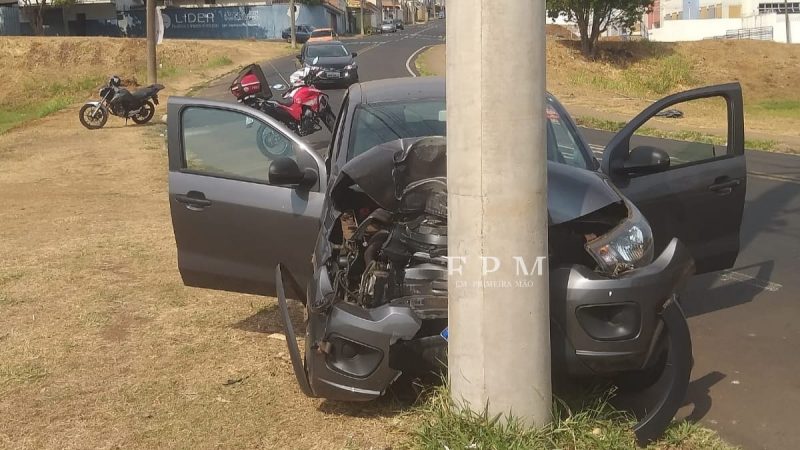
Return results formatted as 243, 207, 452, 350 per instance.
121, 5, 340, 40
682, 0, 700, 20
0, 4, 20, 36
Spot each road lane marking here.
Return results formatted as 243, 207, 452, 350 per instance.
719, 270, 782, 292
266, 58, 290, 86
746, 170, 800, 185
406, 45, 433, 77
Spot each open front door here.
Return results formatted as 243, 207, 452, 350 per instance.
166, 97, 326, 296
602, 83, 746, 274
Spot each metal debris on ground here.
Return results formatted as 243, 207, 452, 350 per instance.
655, 109, 684, 118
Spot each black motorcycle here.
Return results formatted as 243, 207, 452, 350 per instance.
79, 76, 165, 130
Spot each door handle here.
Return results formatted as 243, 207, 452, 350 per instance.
708, 179, 741, 195
175, 192, 211, 210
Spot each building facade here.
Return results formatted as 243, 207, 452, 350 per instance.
647, 0, 799, 42
12, 0, 347, 38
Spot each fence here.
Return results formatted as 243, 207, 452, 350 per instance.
707, 26, 774, 41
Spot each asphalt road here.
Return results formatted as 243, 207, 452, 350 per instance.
194, 20, 800, 449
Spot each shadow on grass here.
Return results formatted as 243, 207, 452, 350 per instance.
552, 39, 679, 68
232, 301, 304, 336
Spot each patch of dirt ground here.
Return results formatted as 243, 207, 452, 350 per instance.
0, 38, 410, 449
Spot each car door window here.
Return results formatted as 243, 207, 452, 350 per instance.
327, 93, 350, 173
181, 106, 296, 184
546, 104, 588, 169
631, 97, 730, 168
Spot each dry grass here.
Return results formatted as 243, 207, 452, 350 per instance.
0, 37, 408, 450
417, 37, 800, 152
0, 107, 406, 450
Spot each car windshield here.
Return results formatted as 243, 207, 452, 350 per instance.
347, 99, 591, 170
306, 44, 349, 58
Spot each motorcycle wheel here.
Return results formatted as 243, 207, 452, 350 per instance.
257, 125, 292, 158
611, 297, 693, 445
79, 104, 108, 130
132, 101, 155, 125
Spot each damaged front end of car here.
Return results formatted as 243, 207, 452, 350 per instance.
275, 136, 696, 443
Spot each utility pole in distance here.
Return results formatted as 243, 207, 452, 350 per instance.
447, 0, 552, 428
146, 0, 157, 84
290, 0, 297, 49
785, 0, 792, 44
360, 0, 366, 35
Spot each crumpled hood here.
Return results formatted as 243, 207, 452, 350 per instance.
546, 161, 623, 225
331, 138, 623, 225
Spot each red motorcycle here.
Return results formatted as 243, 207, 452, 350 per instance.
230, 64, 336, 157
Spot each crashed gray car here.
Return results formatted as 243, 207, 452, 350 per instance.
166, 77, 746, 443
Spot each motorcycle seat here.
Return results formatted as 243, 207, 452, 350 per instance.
132, 84, 165, 100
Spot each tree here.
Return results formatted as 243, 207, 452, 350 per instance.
20, 0, 74, 35
546, 0, 654, 58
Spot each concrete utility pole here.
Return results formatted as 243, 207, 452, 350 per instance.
360, 0, 366, 35
785, 0, 792, 44
447, 0, 552, 427
146, 0, 157, 84
290, 0, 297, 49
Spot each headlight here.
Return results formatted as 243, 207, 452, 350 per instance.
345, 63, 357, 70
585, 200, 654, 275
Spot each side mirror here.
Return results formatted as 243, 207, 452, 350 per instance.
618, 146, 670, 175
351, 52, 358, 58
296, 54, 302, 61
269, 157, 318, 188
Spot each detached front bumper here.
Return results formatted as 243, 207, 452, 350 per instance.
549, 238, 695, 377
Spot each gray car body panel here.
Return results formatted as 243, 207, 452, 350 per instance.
167, 97, 327, 296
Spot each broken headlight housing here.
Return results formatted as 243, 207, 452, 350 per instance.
585, 200, 654, 275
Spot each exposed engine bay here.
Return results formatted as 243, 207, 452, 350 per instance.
327, 141, 449, 319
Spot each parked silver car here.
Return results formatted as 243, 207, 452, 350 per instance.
379, 20, 397, 33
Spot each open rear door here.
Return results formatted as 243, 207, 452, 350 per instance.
602, 83, 746, 274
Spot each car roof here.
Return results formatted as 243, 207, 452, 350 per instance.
357, 77, 445, 104
354, 77, 561, 106
305, 40, 345, 46
313, 28, 334, 31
